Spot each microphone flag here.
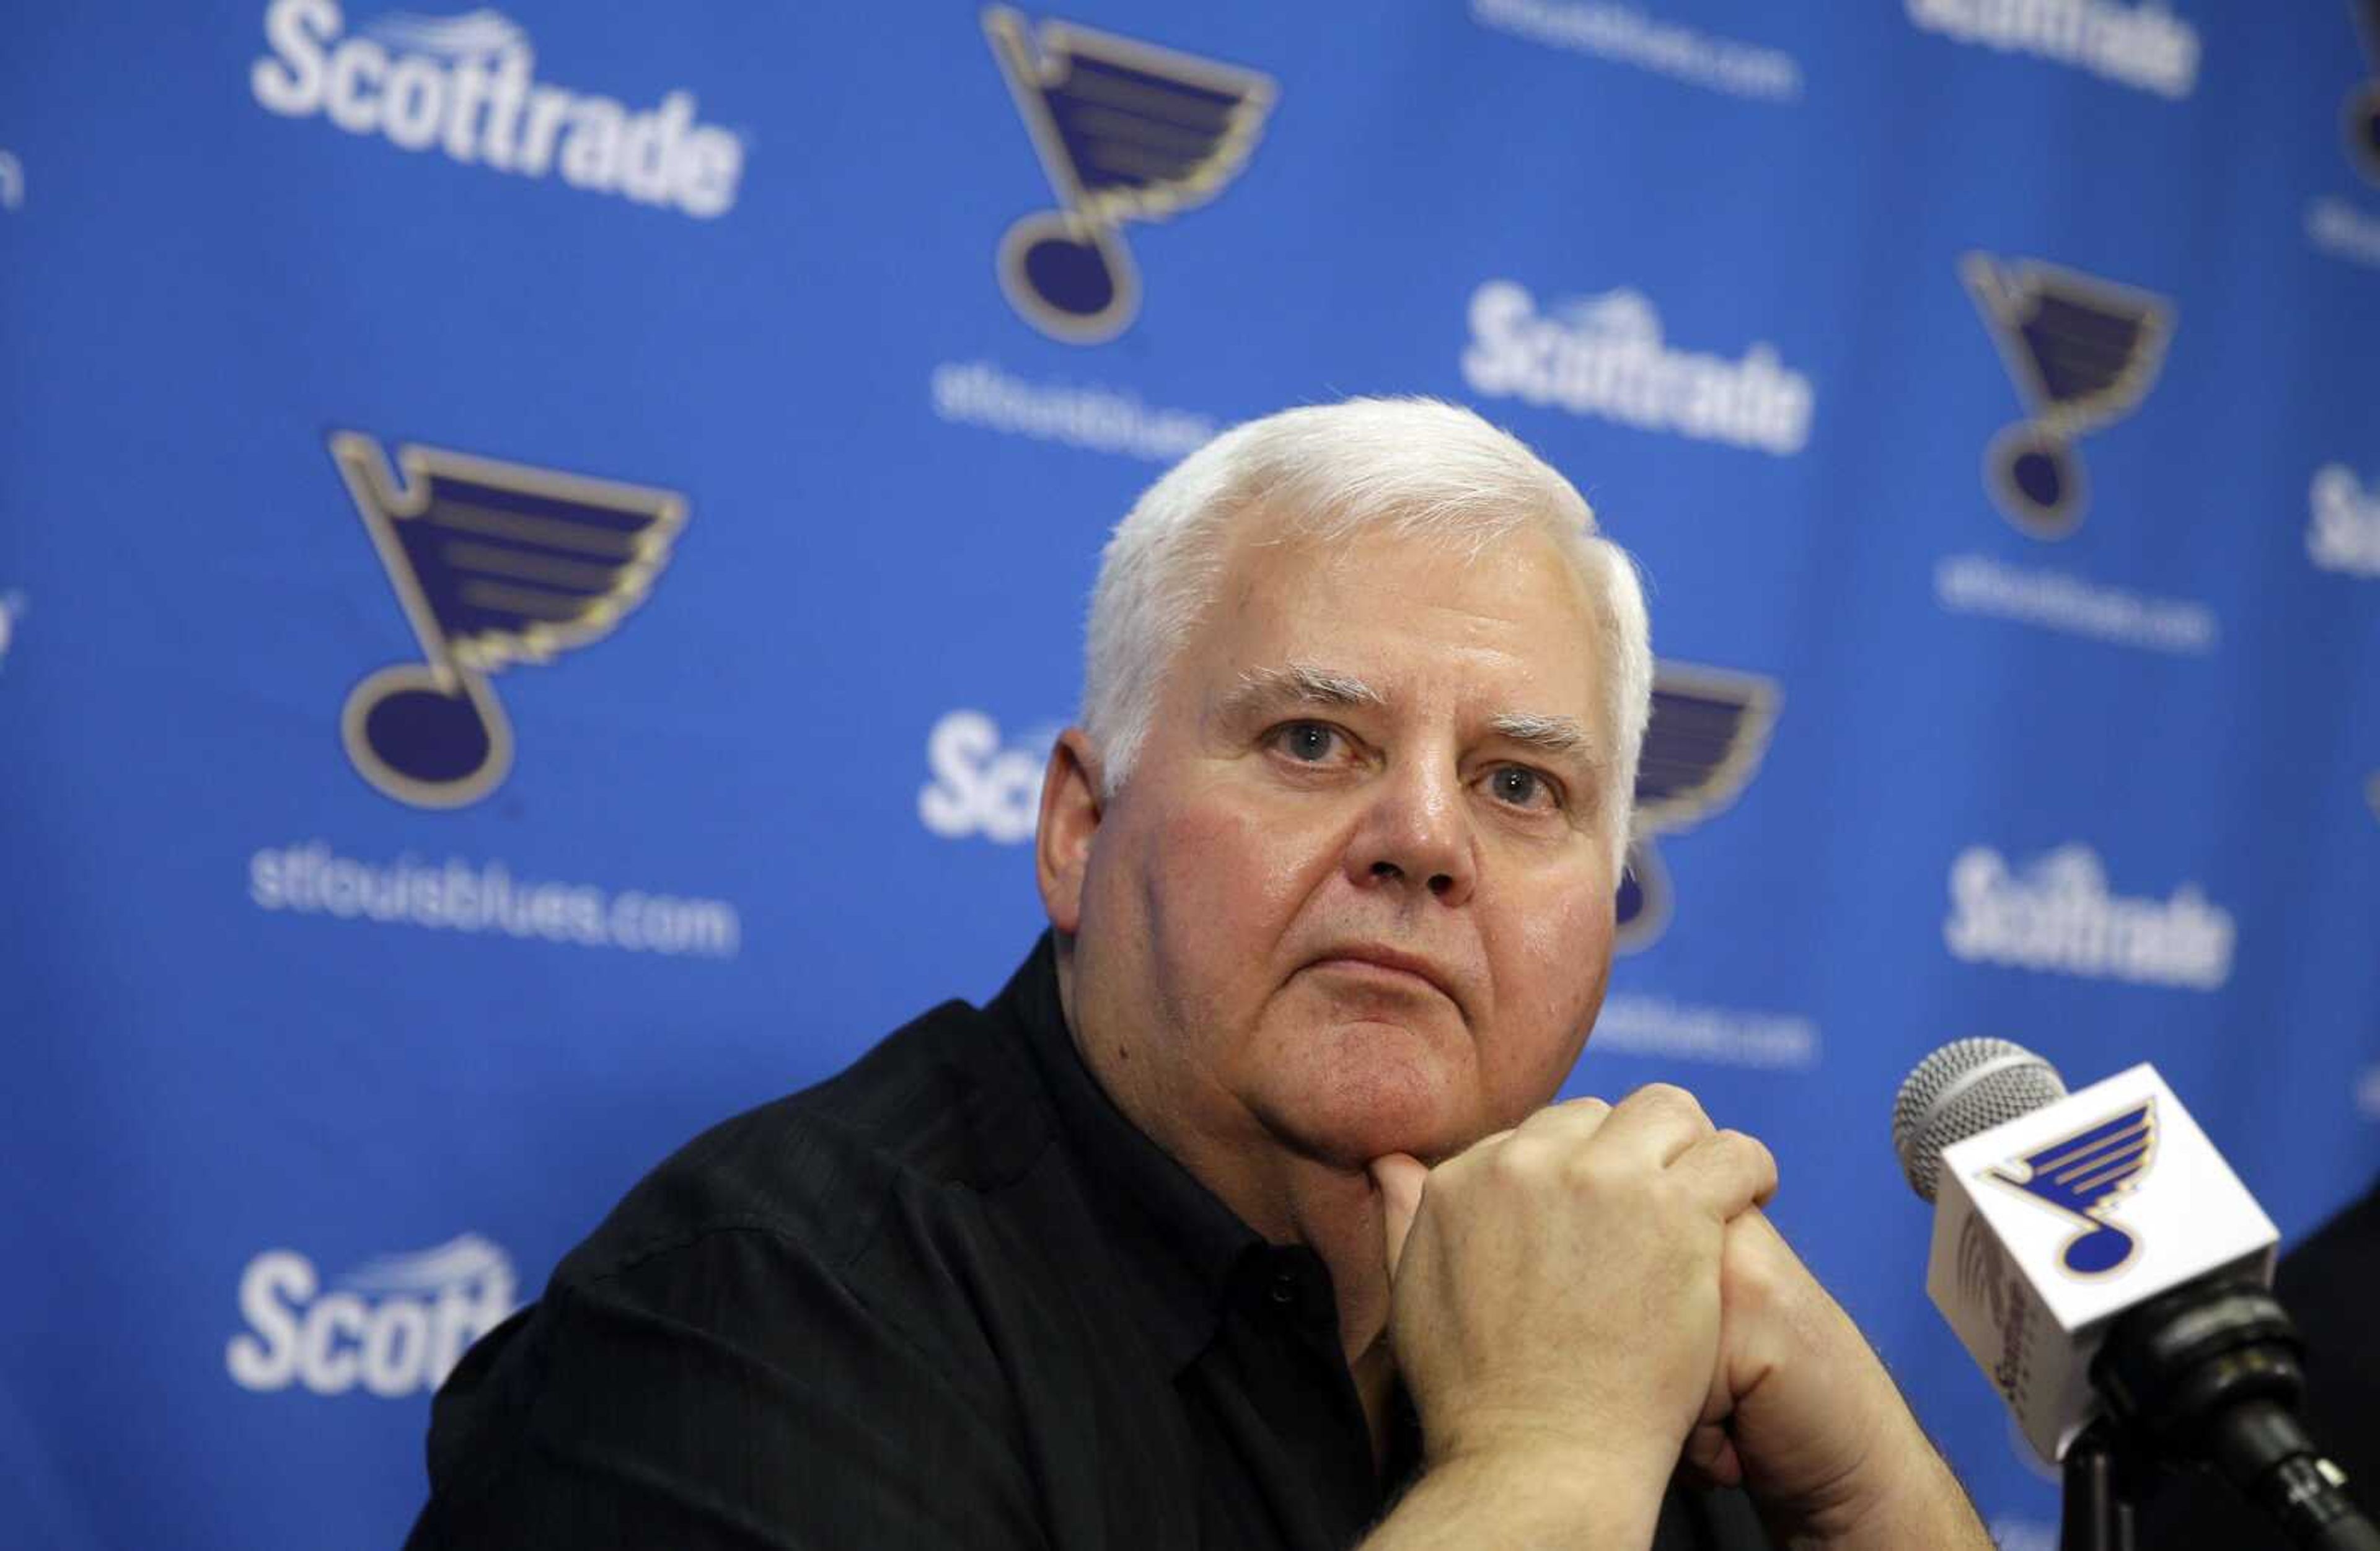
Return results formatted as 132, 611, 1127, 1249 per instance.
1924, 1062, 2276, 1464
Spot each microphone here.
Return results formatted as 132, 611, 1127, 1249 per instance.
1892, 1039, 2380, 1550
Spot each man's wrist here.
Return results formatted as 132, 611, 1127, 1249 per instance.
1367, 1438, 1670, 1550
1756, 1415, 1990, 1551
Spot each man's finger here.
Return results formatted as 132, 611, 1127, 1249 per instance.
1589, 1081, 1716, 1169
1680, 1422, 1743, 1488
1677, 1128, 1780, 1219
1370, 1152, 1427, 1278
1509, 1094, 1613, 1140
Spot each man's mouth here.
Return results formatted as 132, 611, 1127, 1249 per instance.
1304, 946, 1458, 1008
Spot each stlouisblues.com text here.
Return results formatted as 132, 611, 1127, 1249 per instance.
247, 840, 740, 957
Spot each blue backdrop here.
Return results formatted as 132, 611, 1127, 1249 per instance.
4, 3, 2378, 1547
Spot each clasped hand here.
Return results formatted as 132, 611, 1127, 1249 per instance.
1370, 1085, 1986, 1548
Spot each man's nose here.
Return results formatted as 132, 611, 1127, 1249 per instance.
1347, 761, 1476, 906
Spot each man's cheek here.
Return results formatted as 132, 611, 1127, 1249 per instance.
1497, 905, 1610, 1076
1158, 802, 1320, 921
1513, 892, 1608, 983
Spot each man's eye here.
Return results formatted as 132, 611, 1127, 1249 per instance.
1270, 722, 1343, 763
1486, 765, 1558, 810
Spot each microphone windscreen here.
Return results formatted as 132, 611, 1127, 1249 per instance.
1891, 1037, 2068, 1203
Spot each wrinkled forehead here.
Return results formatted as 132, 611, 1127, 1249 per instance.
1184, 516, 1610, 720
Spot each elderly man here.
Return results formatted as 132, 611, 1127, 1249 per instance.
406, 400, 1989, 1549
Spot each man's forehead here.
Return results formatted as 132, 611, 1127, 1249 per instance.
1182, 518, 1607, 701
1222, 514, 1590, 613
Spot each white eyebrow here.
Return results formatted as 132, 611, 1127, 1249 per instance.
1223, 670, 1600, 765
1219, 662, 1386, 716
1489, 711, 1595, 761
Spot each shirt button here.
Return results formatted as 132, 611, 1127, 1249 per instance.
1269, 1272, 1297, 1306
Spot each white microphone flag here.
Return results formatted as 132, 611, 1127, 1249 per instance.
1924, 1062, 2277, 1463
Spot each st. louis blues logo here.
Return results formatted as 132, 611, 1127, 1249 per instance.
1962, 254, 2173, 538
1985, 1099, 2157, 1278
332, 433, 687, 808
982, 7, 1274, 343
2348, 1, 2380, 183
1617, 662, 1779, 952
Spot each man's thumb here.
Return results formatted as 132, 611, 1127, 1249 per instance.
1370, 1152, 1427, 1278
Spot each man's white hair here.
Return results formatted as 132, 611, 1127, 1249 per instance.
1082, 397, 1652, 871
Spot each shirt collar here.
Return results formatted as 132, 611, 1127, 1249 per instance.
1001, 932, 1265, 1373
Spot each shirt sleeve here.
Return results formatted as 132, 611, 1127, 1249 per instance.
1658, 1481, 1776, 1550
403, 1224, 1056, 1550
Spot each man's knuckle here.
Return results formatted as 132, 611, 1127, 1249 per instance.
1483, 1138, 1543, 1185
1560, 1149, 1622, 1198
1632, 1082, 1710, 1126
1715, 1127, 1771, 1165
1728, 1246, 1791, 1306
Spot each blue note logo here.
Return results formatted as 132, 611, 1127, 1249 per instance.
1962, 255, 2172, 538
1618, 662, 1779, 952
331, 433, 686, 807
982, 7, 1275, 343
2348, 0, 2380, 183
1984, 1099, 2157, 1278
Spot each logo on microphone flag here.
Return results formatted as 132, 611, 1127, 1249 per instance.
1924, 1065, 2278, 1464
983, 7, 1275, 343
1962, 254, 2173, 538
1985, 1099, 2157, 1278
331, 432, 687, 808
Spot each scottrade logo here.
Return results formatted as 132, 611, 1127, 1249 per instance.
1953, 1212, 2031, 1401
1984, 1099, 2157, 1277
920, 710, 1063, 843
1618, 662, 1779, 952
1462, 281, 1815, 456
227, 1234, 517, 1397
331, 431, 686, 808
1944, 845, 2234, 990
984, 7, 1274, 343
1905, 0, 2199, 100
250, 2, 746, 219
2309, 464, 2380, 577
1963, 254, 2172, 537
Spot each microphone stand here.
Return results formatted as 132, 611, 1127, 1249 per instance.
2082, 1278, 2380, 1551
2061, 1420, 2141, 1551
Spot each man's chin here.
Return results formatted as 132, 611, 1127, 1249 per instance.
1254, 1027, 1477, 1170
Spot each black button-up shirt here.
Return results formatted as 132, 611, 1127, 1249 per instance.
406, 937, 1769, 1549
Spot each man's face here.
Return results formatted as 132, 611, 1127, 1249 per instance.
1055, 518, 1623, 1177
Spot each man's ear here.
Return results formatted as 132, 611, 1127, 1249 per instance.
1036, 727, 1104, 935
